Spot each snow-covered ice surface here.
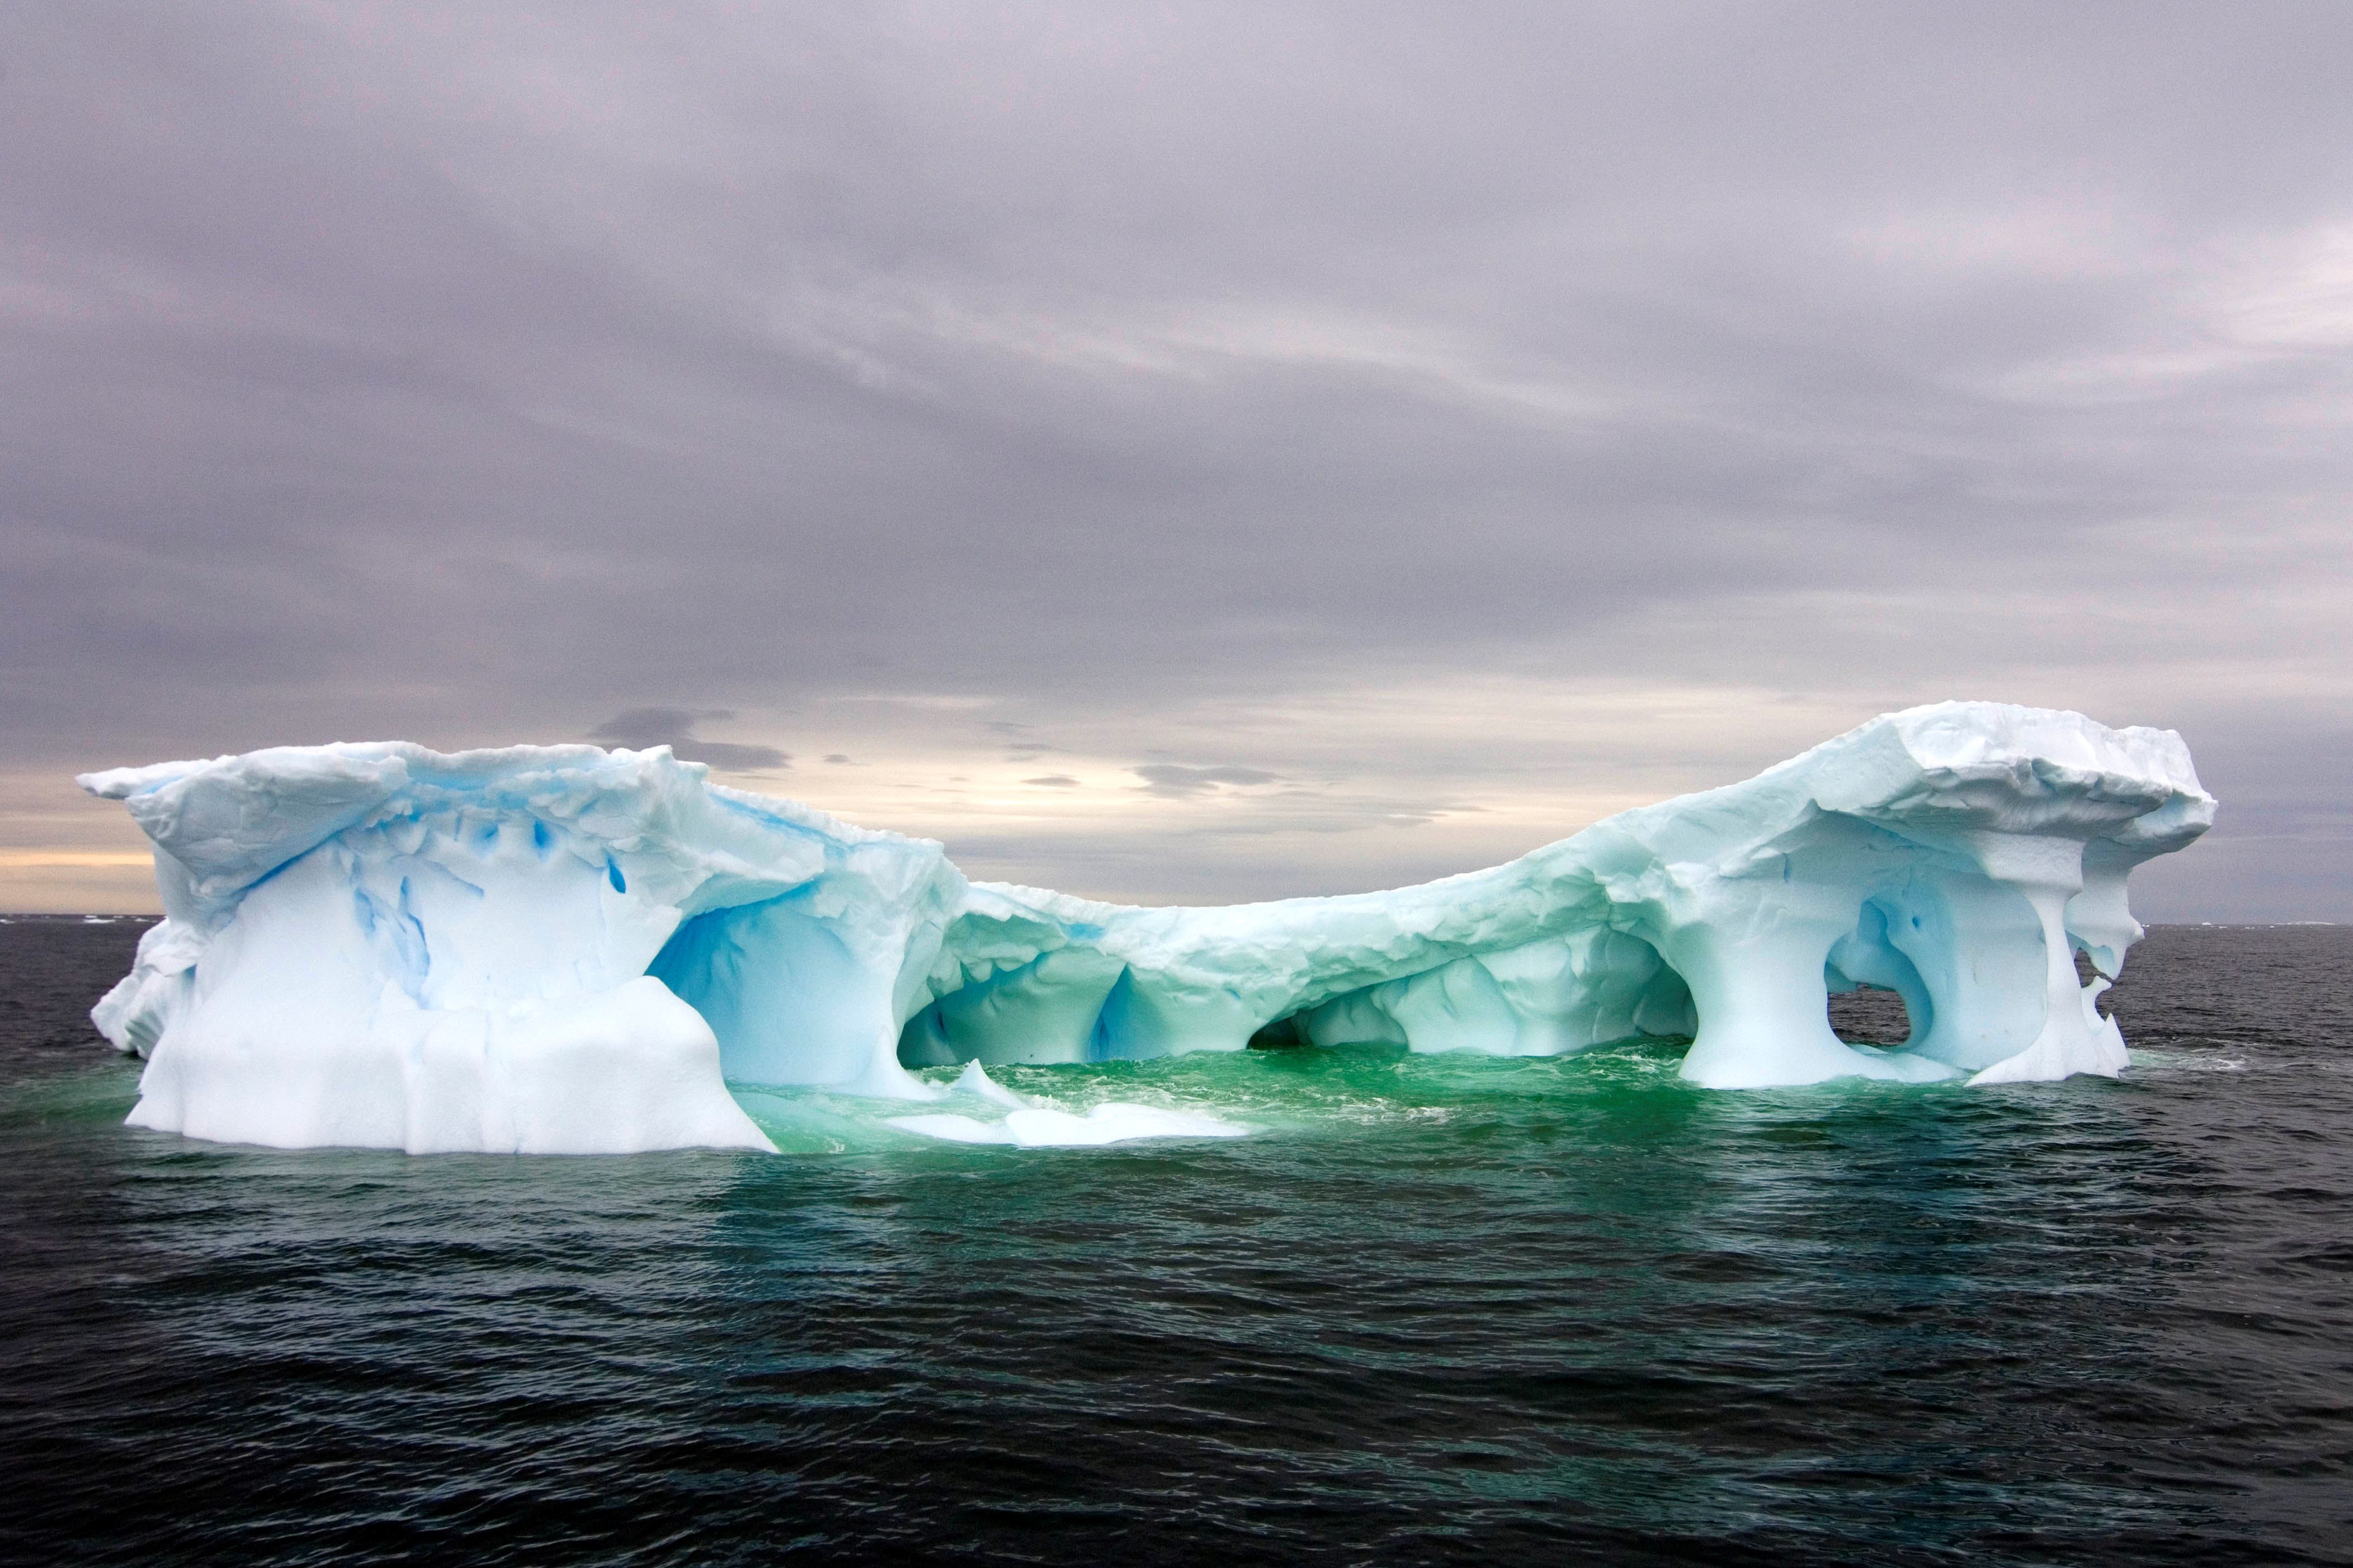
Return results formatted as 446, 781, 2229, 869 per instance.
79, 702, 2213, 1154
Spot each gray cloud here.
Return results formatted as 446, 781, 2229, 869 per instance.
3, 3, 2350, 913
589, 707, 788, 772
1134, 764, 1281, 799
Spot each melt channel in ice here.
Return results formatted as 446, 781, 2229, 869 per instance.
79, 701, 2214, 1155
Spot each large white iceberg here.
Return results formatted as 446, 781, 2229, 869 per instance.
80, 702, 2213, 1154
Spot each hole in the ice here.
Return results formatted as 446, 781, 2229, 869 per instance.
1826, 983, 1912, 1047
1824, 901, 1930, 1049
1247, 1013, 1307, 1050
2072, 944, 2120, 1017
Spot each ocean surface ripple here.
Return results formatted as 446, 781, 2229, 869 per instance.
3, 921, 2347, 1566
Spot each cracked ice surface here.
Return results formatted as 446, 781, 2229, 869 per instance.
79, 702, 2213, 1154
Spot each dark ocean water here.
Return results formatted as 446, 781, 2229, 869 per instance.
2, 919, 2348, 1566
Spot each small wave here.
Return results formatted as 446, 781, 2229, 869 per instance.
2137, 1051, 2251, 1073
886, 1062, 1253, 1147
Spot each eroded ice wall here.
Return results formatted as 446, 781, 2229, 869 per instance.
82, 744, 965, 1151
83, 703, 2213, 1153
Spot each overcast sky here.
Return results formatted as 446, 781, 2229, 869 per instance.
3, 2, 2348, 917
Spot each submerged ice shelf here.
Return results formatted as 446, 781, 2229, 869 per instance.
81, 702, 2213, 1154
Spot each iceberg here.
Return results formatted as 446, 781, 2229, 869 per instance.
80, 702, 2213, 1154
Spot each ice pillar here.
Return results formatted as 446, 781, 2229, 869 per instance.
1960, 834, 2126, 1085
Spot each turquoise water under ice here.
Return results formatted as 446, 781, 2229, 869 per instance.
4, 920, 2349, 1564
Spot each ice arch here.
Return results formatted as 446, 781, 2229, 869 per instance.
82, 702, 2213, 1153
